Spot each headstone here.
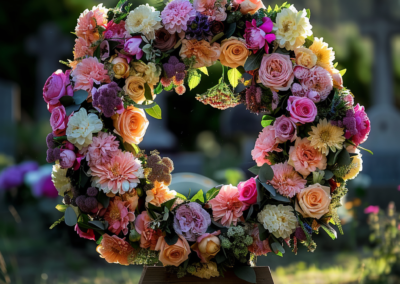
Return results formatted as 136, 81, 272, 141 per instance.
169, 172, 218, 196
26, 23, 72, 120
0, 80, 20, 157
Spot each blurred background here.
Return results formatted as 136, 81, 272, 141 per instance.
1, 0, 400, 283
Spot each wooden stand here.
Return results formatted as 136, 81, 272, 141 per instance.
139, 266, 274, 284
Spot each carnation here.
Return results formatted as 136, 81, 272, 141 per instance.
73, 37, 94, 60
85, 132, 120, 166
257, 204, 297, 239
71, 57, 110, 92
273, 5, 312, 50
125, 4, 162, 40
75, 4, 108, 45
66, 108, 103, 150
251, 125, 282, 166
161, 0, 196, 34
270, 162, 307, 198
193, 0, 227, 21
51, 162, 71, 196
145, 181, 176, 207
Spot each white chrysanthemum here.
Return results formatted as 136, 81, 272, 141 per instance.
125, 4, 162, 40
273, 5, 313, 50
257, 204, 298, 239
51, 162, 71, 196
66, 108, 103, 150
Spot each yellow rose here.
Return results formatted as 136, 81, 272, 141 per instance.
219, 37, 251, 69
112, 57, 130, 79
130, 61, 148, 76
124, 76, 153, 104
294, 47, 317, 69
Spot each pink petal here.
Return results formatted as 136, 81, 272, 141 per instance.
265, 33, 276, 43
260, 17, 274, 33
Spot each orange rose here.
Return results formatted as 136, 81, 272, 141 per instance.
219, 37, 251, 69
112, 57, 130, 79
112, 106, 149, 145
239, 0, 265, 15
155, 235, 191, 266
296, 183, 331, 219
180, 39, 221, 68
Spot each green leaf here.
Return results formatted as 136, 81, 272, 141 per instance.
198, 67, 209, 76
79, 168, 90, 189
65, 104, 81, 116
49, 216, 65, 229
324, 170, 334, 180
225, 22, 237, 39
244, 50, 264, 71
248, 165, 260, 175
336, 149, 351, 167
256, 179, 264, 203
215, 253, 227, 264
116, 0, 128, 9
339, 69, 347, 76
145, 104, 162, 119
333, 62, 338, 68
227, 68, 242, 88
258, 163, 274, 183
261, 115, 276, 127
64, 206, 77, 227
271, 242, 285, 255
328, 148, 342, 166
165, 233, 179, 246
306, 8, 311, 19
206, 187, 220, 201
96, 236, 103, 245
144, 83, 153, 101
190, 189, 204, 203
59, 96, 74, 107
55, 204, 68, 213
210, 32, 224, 44
133, 101, 157, 109
73, 90, 88, 105
246, 205, 254, 221
320, 222, 337, 240
270, 193, 290, 202
175, 193, 187, 200
94, 44, 101, 60
234, 266, 256, 284
97, 191, 110, 209
357, 145, 373, 155
154, 82, 163, 95
161, 198, 177, 211
148, 202, 163, 212
260, 181, 276, 196
304, 38, 313, 48
188, 70, 201, 90
88, 220, 107, 230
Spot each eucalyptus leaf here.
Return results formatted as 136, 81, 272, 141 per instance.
336, 149, 351, 167
65, 104, 81, 116
164, 233, 179, 245
64, 206, 77, 227
246, 205, 254, 221
234, 83, 247, 94
215, 253, 227, 264
260, 181, 276, 196
59, 96, 74, 107
248, 165, 260, 175
89, 220, 106, 230
234, 266, 256, 284
258, 163, 274, 183
271, 242, 285, 255
271, 193, 290, 202
73, 90, 88, 105
256, 179, 264, 203
324, 170, 334, 180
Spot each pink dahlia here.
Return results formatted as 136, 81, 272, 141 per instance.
85, 132, 120, 167
75, 4, 108, 45
89, 150, 144, 195
251, 126, 282, 166
350, 104, 370, 146
71, 57, 110, 92
270, 162, 307, 198
247, 225, 272, 256
208, 184, 243, 227
193, 0, 228, 21
161, 0, 197, 33
73, 37, 94, 60
104, 197, 135, 235
293, 66, 333, 102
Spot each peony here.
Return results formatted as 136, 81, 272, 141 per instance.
180, 39, 221, 68
145, 181, 176, 207
274, 115, 297, 143
286, 96, 317, 124
125, 4, 162, 40
193, 0, 227, 21
257, 204, 297, 239
191, 231, 221, 263
238, 0, 265, 15
124, 36, 143, 60
258, 53, 294, 91
288, 137, 327, 178
85, 132, 120, 166
161, 0, 196, 33
173, 202, 211, 241
112, 57, 130, 79
208, 184, 243, 227
219, 37, 251, 69
294, 47, 317, 69
308, 119, 345, 155
59, 149, 76, 169
237, 177, 257, 210
96, 234, 135, 266
270, 162, 307, 198
154, 27, 178, 52
75, 4, 108, 45
244, 18, 276, 52
112, 106, 149, 145
51, 162, 71, 196
309, 37, 335, 72
66, 108, 103, 150
273, 5, 312, 50
43, 70, 73, 106
351, 104, 370, 146
155, 235, 191, 267
251, 125, 282, 166
104, 197, 135, 236
294, 66, 333, 102
89, 150, 144, 195
71, 57, 110, 92
247, 225, 272, 256
50, 105, 68, 136
296, 183, 331, 219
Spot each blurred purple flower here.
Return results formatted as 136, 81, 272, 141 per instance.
0, 161, 39, 190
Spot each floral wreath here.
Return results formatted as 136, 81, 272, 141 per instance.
45, 0, 371, 281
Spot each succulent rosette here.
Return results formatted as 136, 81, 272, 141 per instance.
44, 0, 371, 281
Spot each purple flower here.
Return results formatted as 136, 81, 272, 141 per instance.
92, 82, 123, 118
163, 56, 186, 80
46, 133, 56, 149
173, 202, 211, 241
186, 13, 213, 41
46, 148, 61, 163
18, 161, 39, 175
33, 175, 58, 198
244, 17, 276, 52
343, 109, 357, 136
0, 161, 39, 190
274, 115, 297, 143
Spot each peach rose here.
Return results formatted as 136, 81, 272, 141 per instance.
191, 231, 221, 263
155, 235, 191, 266
238, 0, 265, 15
124, 76, 148, 104
258, 53, 294, 91
180, 39, 221, 68
296, 183, 331, 219
112, 106, 149, 145
219, 37, 251, 69
294, 47, 317, 69
112, 57, 130, 79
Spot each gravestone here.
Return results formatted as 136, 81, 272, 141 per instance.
26, 23, 72, 120
0, 80, 20, 158
169, 172, 218, 196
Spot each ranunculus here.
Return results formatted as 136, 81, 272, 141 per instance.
274, 115, 297, 143
155, 235, 191, 267
124, 36, 143, 60
244, 18, 275, 52
238, 0, 265, 15
294, 47, 317, 69
296, 183, 331, 219
123, 76, 151, 104
286, 96, 317, 124
43, 70, 73, 107
180, 39, 221, 68
258, 53, 294, 91
112, 106, 149, 145
154, 28, 178, 52
191, 231, 221, 263
237, 177, 257, 210
219, 37, 250, 69
112, 57, 130, 79
251, 125, 282, 166
50, 105, 68, 136
59, 149, 76, 169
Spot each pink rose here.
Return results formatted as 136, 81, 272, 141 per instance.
274, 115, 297, 143
50, 105, 68, 136
244, 18, 275, 52
60, 149, 76, 169
237, 177, 257, 210
251, 125, 282, 166
43, 69, 73, 107
124, 36, 143, 60
258, 53, 294, 91
286, 96, 317, 124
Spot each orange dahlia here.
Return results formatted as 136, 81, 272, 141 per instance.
96, 234, 135, 266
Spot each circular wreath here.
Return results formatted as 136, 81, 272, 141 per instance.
44, 0, 371, 281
